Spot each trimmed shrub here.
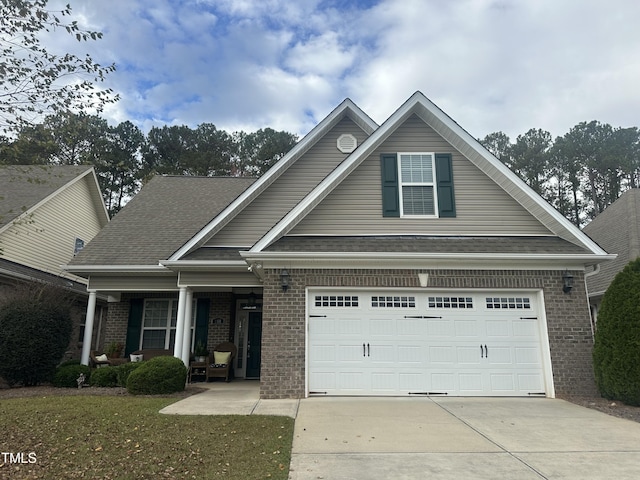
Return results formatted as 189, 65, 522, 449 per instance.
52, 364, 91, 388
0, 285, 73, 386
59, 359, 81, 367
90, 366, 119, 387
117, 362, 142, 387
593, 257, 640, 405
126, 356, 187, 395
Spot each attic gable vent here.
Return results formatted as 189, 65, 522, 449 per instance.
337, 133, 357, 153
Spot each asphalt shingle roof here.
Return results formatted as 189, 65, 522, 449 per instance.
70, 175, 255, 265
0, 165, 92, 228
266, 236, 591, 254
583, 188, 640, 296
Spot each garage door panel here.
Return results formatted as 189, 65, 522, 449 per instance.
308, 289, 547, 397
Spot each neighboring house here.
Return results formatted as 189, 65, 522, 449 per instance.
66, 92, 613, 399
0, 165, 110, 358
583, 188, 637, 323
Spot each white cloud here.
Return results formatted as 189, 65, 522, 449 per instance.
42, 0, 640, 141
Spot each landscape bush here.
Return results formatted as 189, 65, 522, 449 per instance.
52, 364, 91, 388
126, 356, 187, 395
593, 257, 640, 406
116, 362, 142, 387
90, 366, 119, 387
0, 285, 73, 386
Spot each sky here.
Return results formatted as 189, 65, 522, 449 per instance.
47, 0, 640, 141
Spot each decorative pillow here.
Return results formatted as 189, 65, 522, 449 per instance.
130, 354, 144, 362
95, 354, 108, 362
213, 351, 231, 365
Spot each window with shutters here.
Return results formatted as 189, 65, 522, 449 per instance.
398, 153, 436, 216
141, 299, 196, 350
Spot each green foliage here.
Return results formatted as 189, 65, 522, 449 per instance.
116, 362, 141, 387
0, 0, 118, 133
58, 359, 81, 367
52, 364, 91, 388
90, 366, 119, 387
126, 356, 187, 395
593, 258, 640, 405
0, 284, 73, 386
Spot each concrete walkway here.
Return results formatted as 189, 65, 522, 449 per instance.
159, 380, 299, 417
290, 396, 640, 480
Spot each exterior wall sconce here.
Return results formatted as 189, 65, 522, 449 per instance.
562, 270, 574, 294
280, 269, 291, 292
247, 291, 257, 308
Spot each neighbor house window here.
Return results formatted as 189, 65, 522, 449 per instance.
141, 299, 195, 350
399, 153, 436, 216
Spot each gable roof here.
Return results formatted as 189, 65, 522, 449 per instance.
583, 188, 639, 297
248, 91, 610, 261
68, 175, 255, 268
0, 164, 107, 233
168, 98, 378, 261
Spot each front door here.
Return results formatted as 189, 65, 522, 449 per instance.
246, 312, 262, 378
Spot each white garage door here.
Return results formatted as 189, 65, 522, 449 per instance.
308, 290, 548, 397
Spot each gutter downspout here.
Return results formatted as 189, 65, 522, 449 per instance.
584, 264, 601, 339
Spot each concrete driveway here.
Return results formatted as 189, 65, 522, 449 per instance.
289, 397, 640, 480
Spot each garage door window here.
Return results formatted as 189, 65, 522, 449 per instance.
314, 295, 359, 307
371, 296, 416, 308
486, 297, 531, 309
428, 296, 473, 308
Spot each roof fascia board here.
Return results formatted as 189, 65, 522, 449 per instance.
168, 99, 378, 261
251, 91, 609, 256
0, 166, 103, 236
240, 251, 616, 270
160, 260, 248, 271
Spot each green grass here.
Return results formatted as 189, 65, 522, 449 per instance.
0, 396, 293, 479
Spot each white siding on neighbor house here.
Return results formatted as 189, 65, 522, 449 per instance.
290, 115, 552, 236
207, 117, 371, 247
0, 176, 104, 282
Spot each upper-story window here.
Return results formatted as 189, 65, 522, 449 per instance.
399, 153, 436, 216
380, 152, 455, 218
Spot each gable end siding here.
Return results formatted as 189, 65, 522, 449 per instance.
207, 117, 371, 246
289, 115, 552, 236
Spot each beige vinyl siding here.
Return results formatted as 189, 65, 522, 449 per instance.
87, 275, 178, 291
290, 115, 552, 236
207, 117, 370, 246
0, 176, 105, 282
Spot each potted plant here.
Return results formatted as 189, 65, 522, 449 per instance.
194, 341, 209, 363
105, 341, 123, 359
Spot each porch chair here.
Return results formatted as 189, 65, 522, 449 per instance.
206, 342, 237, 382
89, 350, 113, 368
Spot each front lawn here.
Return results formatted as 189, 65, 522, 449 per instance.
0, 396, 293, 479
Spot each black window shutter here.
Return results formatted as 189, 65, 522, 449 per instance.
194, 298, 210, 350
380, 154, 400, 217
435, 153, 456, 217
125, 298, 144, 355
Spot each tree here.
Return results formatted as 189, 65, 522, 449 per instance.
231, 128, 298, 176
480, 131, 512, 166
0, 0, 118, 133
510, 129, 552, 197
593, 258, 640, 406
98, 121, 144, 215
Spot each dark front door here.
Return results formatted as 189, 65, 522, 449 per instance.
246, 312, 262, 378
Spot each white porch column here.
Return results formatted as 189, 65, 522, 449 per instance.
80, 291, 98, 366
174, 287, 187, 359
181, 289, 194, 366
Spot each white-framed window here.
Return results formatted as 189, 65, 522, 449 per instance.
140, 299, 196, 350
398, 152, 438, 217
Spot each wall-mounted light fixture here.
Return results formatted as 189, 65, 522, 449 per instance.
247, 290, 257, 308
562, 270, 574, 294
280, 269, 291, 292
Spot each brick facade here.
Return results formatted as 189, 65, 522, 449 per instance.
260, 268, 597, 399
